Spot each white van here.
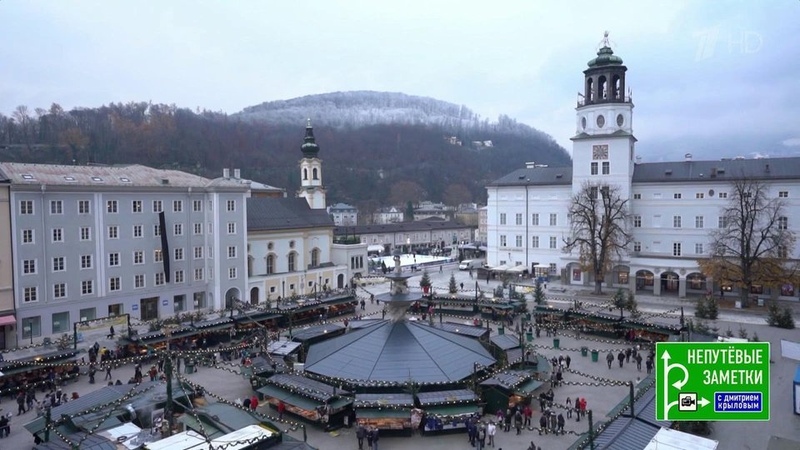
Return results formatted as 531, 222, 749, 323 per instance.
459, 259, 484, 270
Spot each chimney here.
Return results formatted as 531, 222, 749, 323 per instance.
234, 169, 241, 179
223, 168, 230, 179
635, 155, 642, 164
525, 161, 536, 169
684, 153, 692, 162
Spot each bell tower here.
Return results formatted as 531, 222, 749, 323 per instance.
297, 119, 327, 209
571, 32, 636, 199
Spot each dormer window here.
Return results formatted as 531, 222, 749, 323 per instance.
22, 174, 34, 180
91, 176, 103, 182
64, 176, 76, 182
119, 177, 131, 183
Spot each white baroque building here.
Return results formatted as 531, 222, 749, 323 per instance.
486, 40, 800, 300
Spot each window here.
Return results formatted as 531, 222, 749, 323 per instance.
174, 294, 185, 312
549, 236, 557, 249
20, 200, 33, 215
718, 216, 729, 228
81, 280, 93, 295
208, 223, 213, 234
500, 235, 507, 247
51, 228, 62, 242
52, 257, 65, 272
173, 200, 183, 212
515, 235, 523, 247
779, 191, 788, 198
174, 223, 183, 236
226, 200, 236, 212
591, 162, 598, 175
50, 200, 63, 214
194, 246, 203, 259
695, 243, 704, 254
24, 287, 38, 303
673, 193, 682, 199
227, 246, 237, 258
633, 216, 642, 228
81, 255, 92, 269
311, 248, 320, 267
288, 252, 296, 271
154, 249, 163, 263
633, 241, 641, 252
175, 270, 184, 283
227, 222, 236, 234
22, 229, 34, 244
80, 227, 91, 241
673, 216, 682, 228
107, 200, 118, 213
229, 267, 237, 279
193, 223, 203, 235
673, 242, 682, 256
718, 192, 728, 199
602, 161, 610, 174
134, 274, 145, 288
155, 272, 165, 286
515, 213, 522, 225
550, 213, 557, 226
152, 200, 163, 213
653, 215, 662, 228
52, 312, 70, 333
174, 248, 184, 261
600, 186, 609, 199
23, 259, 36, 274
266, 254, 275, 274
133, 251, 144, 265
153, 224, 161, 237
694, 216, 704, 229
108, 226, 119, 239
109, 252, 120, 267
109, 277, 121, 291
22, 316, 41, 338
499, 213, 506, 225
53, 283, 66, 299
532, 236, 539, 248
78, 200, 90, 214
194, 268, 204, 281
133, 225, 143, 238
633, 193, 641, 199
531, 213, 539, 226
193, 200, 203, 212
132, 200, 142, 213
779, 216, 788, 230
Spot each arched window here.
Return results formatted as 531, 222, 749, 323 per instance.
288, 252, 297, 272
586, 78, 594, 101
303, 168, 308, 180
311, 248, 320, 267
266, 254, 275, 274
612, 75, 621, 99
312, 168, 319, 180
598, 76, 607, 100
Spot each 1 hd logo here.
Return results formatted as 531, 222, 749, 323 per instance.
655, 342, 770, 421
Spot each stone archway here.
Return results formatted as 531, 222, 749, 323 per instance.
686, 272, 707, 294
660, 271, 680, 295
250, 287, 259, 305
224, 287, 240, 309
635, 270, 655, 293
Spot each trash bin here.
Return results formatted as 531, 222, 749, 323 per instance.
553, 338, 560, 349
185, 362, 195, 374
498, 326, 505, 335
591, 350, 599, 362
526, 331, 533, 342
581, 346, 588, 357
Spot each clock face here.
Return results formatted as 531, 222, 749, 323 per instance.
616, 114, 624, 127
596, 114, 605, 128
592, 144, 609, 160
581, 117, 587, 130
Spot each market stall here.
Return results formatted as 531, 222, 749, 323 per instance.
480, 370, 543, 414
257, 373, 351, 428
354, 393, 414, 433
416, 389, 482, 435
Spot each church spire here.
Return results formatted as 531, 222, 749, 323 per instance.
301, 118, 320, 158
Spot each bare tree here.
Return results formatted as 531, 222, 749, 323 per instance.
698, 177, 797, 305
563, 182, 633, 295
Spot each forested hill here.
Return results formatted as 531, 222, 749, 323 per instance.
0, 93, 570, 213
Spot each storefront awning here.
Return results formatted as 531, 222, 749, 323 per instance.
0, 314, 16, 326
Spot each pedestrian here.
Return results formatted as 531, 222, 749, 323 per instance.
557, 413, 565, 434
558, 354, 564, 366
460, 282, 464, 290
580, 398, 588, 418
606, 352, 614, 369
0, 414, 9, 438
646, 358, 653, 374
538, 414, 547, 435
277, 400, 286, 420
504, 409, 512, 432
107, 325, 115, 339
370, 426, 379, 450
565, 354, 571, 369
514, 410, 523, 435
617, 351, 625, 368
250, 394, 258, 411
439, 265, 443, 273
356, 423, 366, 450
366, 426, 374, 449
17, 391, 26, 415
148, 366, 157, 382
105, 364, 113, 381
636, 354, 643, 371
625, 347, 632, 363
523, 404, 532, 427
360, 299, 366, 310
487, 421, 496, 447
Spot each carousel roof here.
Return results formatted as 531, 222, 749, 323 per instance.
304, 320, 496, 383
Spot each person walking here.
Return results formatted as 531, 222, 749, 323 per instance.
636, 354, 643, 371
277, 400, 286, 420
370, 426, 379, 450
356, 423, 366, 450
617, 351, 625, 368
487, 421, 496, 447
504, 408, 512, 432
565, 354, 571, 369
606, 352, 614, 369
646, 358, 653, 374
625, 347, 632, 363
514, 410, 523, 435
17, 391, 26, 415
538, 414, 547, 435
366, 426, 374, 449
557, 413, 565, 435
523, 404, 532, 427
477, 423, 487, 449
105, 363, 113, 381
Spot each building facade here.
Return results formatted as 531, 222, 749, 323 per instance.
327, 203, 358, 226
0, 183, 14, 349
372, 206, 403, 225
0, 163, 249, 345
486, 39, 800, 300
335, 221, 474, 255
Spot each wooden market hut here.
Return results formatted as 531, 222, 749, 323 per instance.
354, 393, 415, 434
479, 370, 546, 414
257, 373, 352, 429
416, 389, 482, 435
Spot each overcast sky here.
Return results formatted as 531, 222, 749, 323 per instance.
2, 1, 799, 161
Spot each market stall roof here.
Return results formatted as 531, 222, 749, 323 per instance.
257, 385, 324, 411
644, 427, 719, 450
305, 320, 496, 383
516, 379, 545, 394
591, 417, 659, 450
267, 340, 302, 356
416, 389, 478, 406
290, 323, 345, 342
507, 265, 527, 273
480, 370, 530, 390
193, 317, 234, 330
490, 264, 510, 272
430, 322, 489, 338
424, 404, 482, 418
267, 373, 350, 402
0, 349, 80, 375
490, 334, 522, 350
33, 432, 117, 450
346, 319, 385, 330
355, 393, 415, 407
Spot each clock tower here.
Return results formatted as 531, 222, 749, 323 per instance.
571, 32, 636, 200
297, 119, 327, 210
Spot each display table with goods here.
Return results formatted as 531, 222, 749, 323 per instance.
416, 389, 482, 435
258, 373, 351, 427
